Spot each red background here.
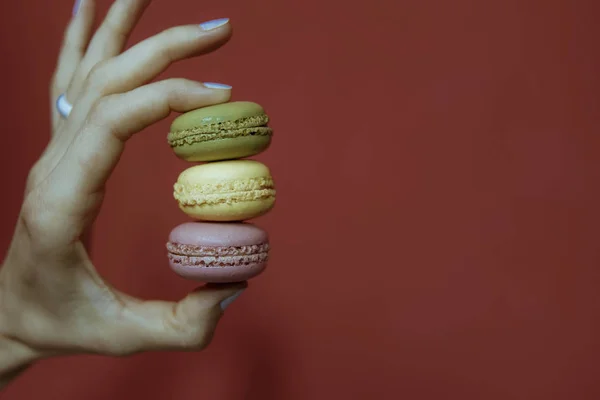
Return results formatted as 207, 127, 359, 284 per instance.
2, 0, 600, 399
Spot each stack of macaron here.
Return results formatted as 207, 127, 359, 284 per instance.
165, 101, 275, 283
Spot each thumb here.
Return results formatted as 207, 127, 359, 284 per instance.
121, 282, 247, 353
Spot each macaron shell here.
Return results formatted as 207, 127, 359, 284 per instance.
172, 135, 271, 162
176, 160, 272, 183
169, 221, 269, 247
170, 101, 266, 131
169, 259, 267, 283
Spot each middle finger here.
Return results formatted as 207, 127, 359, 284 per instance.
68, 0, 152, 99
68, 20, 231, 126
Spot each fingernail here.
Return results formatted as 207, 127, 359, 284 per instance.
204, 82, 232, 90
220, 290, 245, 311
72, 0, 83, 16
199, 18, 229, 31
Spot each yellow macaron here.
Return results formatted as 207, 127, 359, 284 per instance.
173, 160, 276, 221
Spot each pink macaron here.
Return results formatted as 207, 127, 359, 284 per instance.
166, 222, 270, 283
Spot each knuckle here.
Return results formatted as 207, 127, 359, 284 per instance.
183, 309, 219, 350
20, 193, 53, 242
26, 163, 43, 191
168, 308, 218, 350
21, 194, 40, 227
157, 45, 176, 65
161, 79, 196, 104
51, 68, 71, 95
20, 191, 79, 252
103, 18, 129, 42
160, 79, 183, 98
85, 62, 111, 93
154, 27, 191, 61
89, 96, 116, 124
183, 327, 214, 350
61, 31, 78, 54
88, 95, 131, 143
169, 78, 193, 90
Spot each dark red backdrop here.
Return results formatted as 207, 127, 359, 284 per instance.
1, 0, 600, 399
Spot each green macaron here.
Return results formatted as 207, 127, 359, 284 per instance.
167, 101, 273, 162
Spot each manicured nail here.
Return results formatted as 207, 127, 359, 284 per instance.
220, 290, 245, 311
72, 0, 83, 16
199, 18, 229, 31
204, 82, 232, 90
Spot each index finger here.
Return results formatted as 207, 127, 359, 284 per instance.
40, 79, 231, 244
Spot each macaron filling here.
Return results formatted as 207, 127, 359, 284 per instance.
173, 177, 276, 206
166, 242, 270, 268
167, 114, 272, 147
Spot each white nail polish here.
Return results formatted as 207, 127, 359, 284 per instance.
199, 18, 229, 31
220, 290, 244, 311
204, 82, 232, 90
72, 0, 83, 16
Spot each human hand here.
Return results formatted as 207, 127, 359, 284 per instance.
0, 0, 245, 387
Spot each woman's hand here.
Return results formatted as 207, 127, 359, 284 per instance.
0, 0, 245, 388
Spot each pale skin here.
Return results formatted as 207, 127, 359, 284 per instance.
0, 0, 247, 389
